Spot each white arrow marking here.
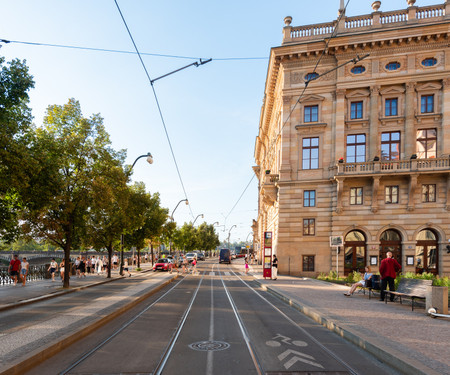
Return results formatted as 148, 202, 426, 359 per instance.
278, 349, 324, 370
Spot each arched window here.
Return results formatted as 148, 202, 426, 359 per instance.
380, 229, 402, 265
416, 229, 439, 275
421, 58, 437, 67
385, 62, 400, 71
351, 66, 365, 74
344, 230, 366, 275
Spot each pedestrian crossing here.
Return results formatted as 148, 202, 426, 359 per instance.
207, 271, 250, 277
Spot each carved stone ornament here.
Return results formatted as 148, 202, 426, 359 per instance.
284, 16, 292, 26
407, 0, 416, 6
372, 1, 381, 12
262, 184, 278, 206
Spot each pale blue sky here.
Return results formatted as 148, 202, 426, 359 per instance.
0, 0, 439, 242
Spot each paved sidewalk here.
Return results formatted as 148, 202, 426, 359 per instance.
237, 261, 449, 375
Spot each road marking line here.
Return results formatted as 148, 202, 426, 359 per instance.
209, 272, 215, 276
223, 272, 231, 276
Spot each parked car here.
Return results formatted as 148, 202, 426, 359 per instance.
197, 252, 205, 261
219, 249, 231, 264
186, 252, 197, 263
230, 250, 237, 259
153, 258, 173, 272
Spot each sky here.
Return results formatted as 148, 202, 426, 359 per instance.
0, 0, 440, 243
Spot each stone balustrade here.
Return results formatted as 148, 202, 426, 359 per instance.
335, 157, 450, 176
283, 2, 447, 44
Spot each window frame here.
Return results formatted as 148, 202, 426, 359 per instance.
302, 137, 319, 170
381, 131, 401, 161
303, 190, 316, 207
303, 219, 315, 236
302, 255, 315, 272
350, 101, 363, 120
422, 184, 436, 203
346, 134, 366, 163
304, 105, 319, 123
385, 98, 398, 117
416, 128, 437, 159
421, 95, 434, 114
385, 185, 399, 204
350, 187, 363, 205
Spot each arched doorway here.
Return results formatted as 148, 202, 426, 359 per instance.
344, 230, 366, 275
379, 229, 402, 265
415, 229, 439, 275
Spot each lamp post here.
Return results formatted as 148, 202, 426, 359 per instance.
192, 214, 204, 226
246, 232, 253, 258
169, 199, 189, 253
227, 225, 237, 250
120, 152, 153, 276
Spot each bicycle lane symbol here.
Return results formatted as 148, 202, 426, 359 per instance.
265, 334, 324, 370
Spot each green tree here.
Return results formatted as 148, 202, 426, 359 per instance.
0, 57, 35, 242
174, 223, 198, 253
22, 98, 121, 288
196, 223, 220, 252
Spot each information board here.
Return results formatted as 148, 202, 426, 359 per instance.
263, 231, 272, 279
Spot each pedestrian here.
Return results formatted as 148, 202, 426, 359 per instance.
182, 255, 188, 274
75, 256, 81, 278
8, 254, 21, 285
272, 255, 278, 280
123, 258, 131, 277
344, 266, 373, 296
86, 257, 92, 274
245, 257, 249, 274
80, 256, 86, 277
20, 257, 29, 286
379, 251, 401, 302
96, 257, 103, 275
191, 257, 197, 274
112, 253, 118, 270
59, 259, 65, 281
48, 258, 58, 281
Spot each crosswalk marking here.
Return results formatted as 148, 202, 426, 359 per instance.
223, 272, 231, 276
209, 272, 215, 276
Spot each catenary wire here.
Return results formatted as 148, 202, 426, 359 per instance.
0, 38, 268, 61
223, 0, 351, 222
113, 0, 194, 219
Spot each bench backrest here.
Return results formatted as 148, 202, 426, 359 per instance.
396, 278, 432, 297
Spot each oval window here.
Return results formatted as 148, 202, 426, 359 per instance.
351, 66, 366, 74
305, 72, 319, 82
422, 58, 437, 67
385, 62, 400, 71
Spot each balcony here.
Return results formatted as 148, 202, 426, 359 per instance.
335, 157, 450, 178
283, 3, 448, 45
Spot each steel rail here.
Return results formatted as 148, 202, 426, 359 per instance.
218, 265, 264, 375
230, 270, 360, 375
58, 274, 188, 375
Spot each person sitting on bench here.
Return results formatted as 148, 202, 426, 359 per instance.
344, 266, 373, 296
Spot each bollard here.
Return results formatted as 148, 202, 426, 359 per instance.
426, 286, 448, 314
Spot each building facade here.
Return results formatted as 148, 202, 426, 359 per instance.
253, 0, 450, 277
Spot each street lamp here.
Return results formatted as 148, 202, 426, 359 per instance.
169, 199, 189, 253
120, 152, 153, 276
227, 225, 237, 250
192, 214, 204, 225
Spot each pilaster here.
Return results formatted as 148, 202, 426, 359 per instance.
335, 89, 346, 162
404, 82, 416, 158
370, 86, 380, 160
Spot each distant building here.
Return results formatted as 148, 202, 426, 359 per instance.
253, 0, 450, 277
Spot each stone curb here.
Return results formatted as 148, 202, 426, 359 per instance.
252, 278, 441, 375
0, 273, 179, 375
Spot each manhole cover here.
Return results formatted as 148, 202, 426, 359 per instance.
189, 340, 230, 351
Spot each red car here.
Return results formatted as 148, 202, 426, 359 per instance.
153, 258, 173, 272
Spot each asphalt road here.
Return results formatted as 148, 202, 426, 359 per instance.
25, 259, 400, 375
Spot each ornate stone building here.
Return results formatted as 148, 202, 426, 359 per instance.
253, 0, 450, 277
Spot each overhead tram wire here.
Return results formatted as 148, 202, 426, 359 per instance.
0, 38, 268, 61
223, 0, 357, 221
113, 0, 197, 218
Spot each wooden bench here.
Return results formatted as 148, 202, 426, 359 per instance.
384, 278, 432, 311
358, 274, 381, 299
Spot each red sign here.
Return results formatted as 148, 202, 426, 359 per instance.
263, 231, 272, 279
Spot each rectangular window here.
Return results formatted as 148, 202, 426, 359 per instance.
416, 129, 437, 159
381, 131, 401, 160
422, 184, 436, 203
350, 101, 363, 119
385, 98, 398, 116
350, 187, 363, 205
304, 190, 316, 207
302, 137, 319, 170
303, 219, 315, 236
385, 186, 399, 204
302, 255, 315, 272
346, 134, 366, 163
304, 105, 318, 123
421, 95, 434, 114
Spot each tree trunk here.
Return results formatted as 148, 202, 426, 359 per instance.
107, 244, 113, 278
63, 244, 71, 289
137, 248, 141, 268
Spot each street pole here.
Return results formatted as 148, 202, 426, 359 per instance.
169, 199, 189, 254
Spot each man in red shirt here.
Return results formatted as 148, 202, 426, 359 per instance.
379, 251, 401, 301
8, 254, 21, 285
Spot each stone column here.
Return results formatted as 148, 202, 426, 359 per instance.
279, 96, 292, 181
442, 78, 450, 157
404, 82, 416, 158
369, 86, 380, 160
335, 89, 346, 162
